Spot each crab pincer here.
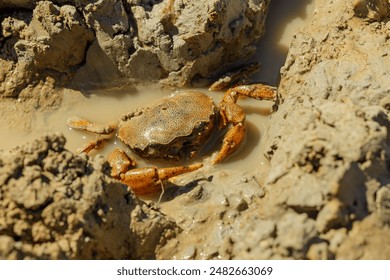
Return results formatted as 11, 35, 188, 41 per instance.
212, 84, 278, 163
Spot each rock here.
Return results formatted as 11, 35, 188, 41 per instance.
279, 0, 390, 108
0, 134, 178, 259
275, 211, 316, 258
264, 101, 388, 223
322, 228, 348, 255
74, 0, 271, 88
336, 214, 390, 259
316, 199, 348, 233
256, 0, 390, 260
0, 1, 94, 97
1, 0, 271, 96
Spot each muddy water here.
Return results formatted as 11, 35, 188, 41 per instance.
52, 86, 274, 173
255, 0, 316, 84
0, 0, 315, 175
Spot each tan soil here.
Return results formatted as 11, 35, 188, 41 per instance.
1, 0, 390, 260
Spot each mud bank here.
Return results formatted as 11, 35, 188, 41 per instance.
155, 0, 390, 260
0, 134, 178, 259
261, 0, 390, 259
0, 0, 270, 97
1, 0, 390, 260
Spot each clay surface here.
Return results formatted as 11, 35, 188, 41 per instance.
0, 0, 270, 97
1, 0, 390, 260
158, 0, 390, 259
0, 134, 178, 259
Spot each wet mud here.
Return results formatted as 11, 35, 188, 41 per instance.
1, 0, 390, 259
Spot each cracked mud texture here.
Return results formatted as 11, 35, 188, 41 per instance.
160, 0, 390, 260
261, 0, 390, 259
0, 134, 178, 259
0, 0, 271, 97
1, 0, 390, 260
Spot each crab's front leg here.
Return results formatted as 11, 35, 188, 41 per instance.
107, 148, 203, 195
67, 116, 118, 154
213, 84, 278, 164
67, 116, 117, 134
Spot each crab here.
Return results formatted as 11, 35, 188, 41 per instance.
67, 84, 278, 195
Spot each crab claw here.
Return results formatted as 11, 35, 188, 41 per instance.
212, 83, 279, 164
120, 163, 203, 195
107, 148, 136, 178
76, 138, 106, 154
212, 123, 245, 164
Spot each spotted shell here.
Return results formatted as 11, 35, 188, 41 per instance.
117, 91, 217, 161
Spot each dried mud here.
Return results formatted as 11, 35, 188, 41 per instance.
0, 0, 270, 97
0, 134, 178, 259
1, 0, 390, 260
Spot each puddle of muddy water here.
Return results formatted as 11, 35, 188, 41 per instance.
0, 0, 315, 177
50, 86, 274, 174
254, 0, 316, 85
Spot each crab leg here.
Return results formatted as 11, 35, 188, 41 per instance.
67, 116, 117, 134
120, 164, 203, 195
77, 138, 107, 154
107, 148, 136, 178
213, 84, 278, 164
67, 116, 118, 154
222, 84, 278, 104
107, 148, 203, 195
209, 63, 260, 91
